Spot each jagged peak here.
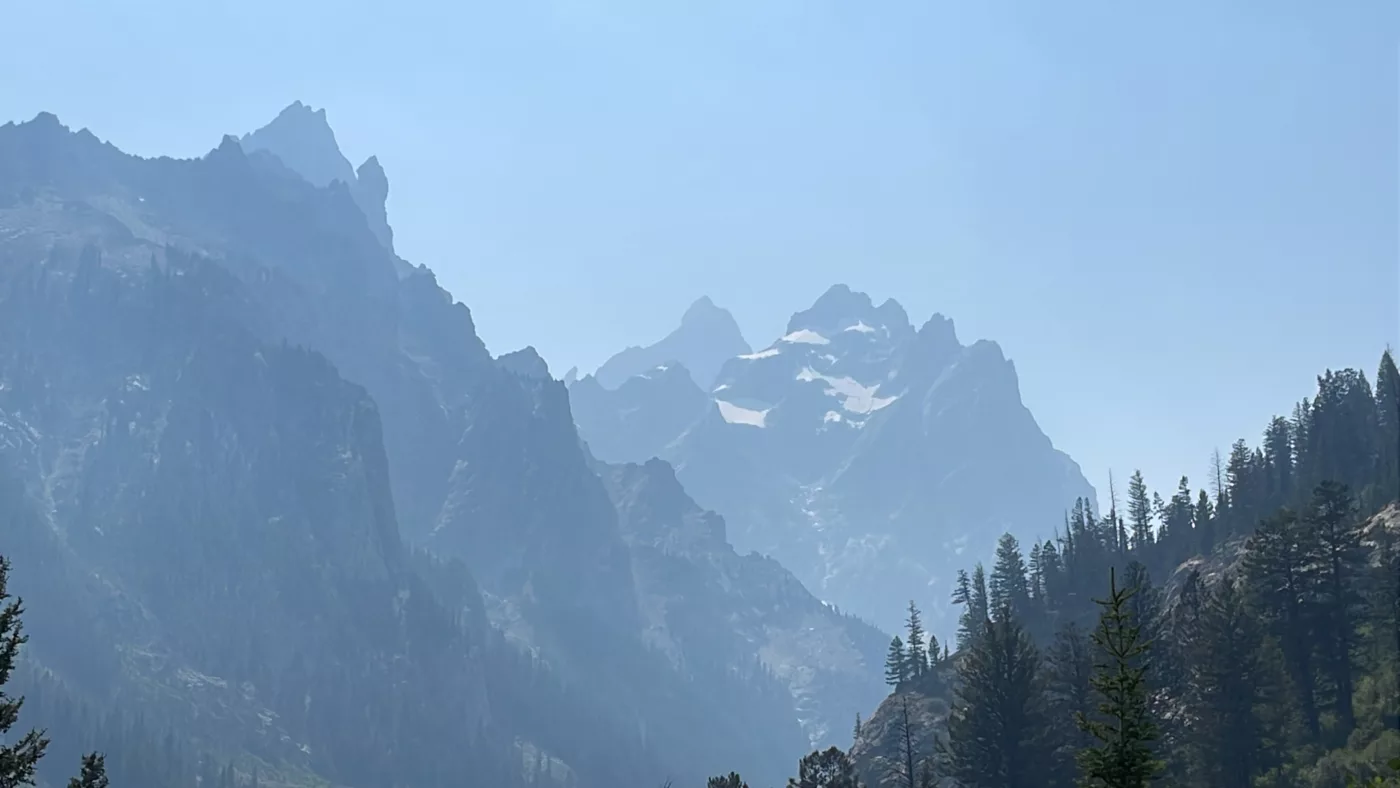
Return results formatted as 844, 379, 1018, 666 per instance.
240, 101, 356, 189
496, 346, 552, 380
787, 285, 912, 336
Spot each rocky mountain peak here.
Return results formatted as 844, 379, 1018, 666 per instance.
239, 102, 395, 252
592, 297, 751, 391
241, 101, 355, 188
785, 285, 911, 339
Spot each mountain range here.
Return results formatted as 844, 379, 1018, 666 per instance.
570, 286, 1095, 635
0, 104, 891, 787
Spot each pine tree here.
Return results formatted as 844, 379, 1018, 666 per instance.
788, 747, 861, 788
853, 713, 862, 742
1375, 349, 1400, 507
1226, 439, 1260, 536
1193, 489, 1215, 556
709, 773, 748, 788
939, 614, 1045, 788
952, 569, 974, 650
990, 534, 1031, 623
66, 754, 107, 788
0, 556, 48, 788
904, 602, 928, 679
1243, 508, 1322, 738
1044, 622, 1094, 787
1076, 568, 1162, 788
1180, 579, 1275, 787
885, 637, 908, 688
1307, 481, 1364, 735
970, 565, 990, 631
1262, 416, 1295, 510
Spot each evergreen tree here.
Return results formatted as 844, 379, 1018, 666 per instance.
904, 602, 928, 679
66, 754, 107, 788
952, 570, 974, 650
940, 614, 1045, 788
1376, 349, 1400, 505
1243, 509, 1322, 738
788, 747, 861, 788
709, 773, 749, 788
885, 637, 908, 688
1193, 489, 1215, 556
1262, 416, 1295, 510
1226, 439, 1261, 536
1076, 569, 1162, 788
1180, 579, 1275, 787
926, 634, 940, 668
970, 565, 990, 632
1043, 622, 1094, 788
991, 534, 1032, 623
853, 713, 862, 742
1307, 481, 1364, 735
0, 556, 48, 788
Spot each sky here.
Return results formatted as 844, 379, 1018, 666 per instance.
3, 0, 1397, 512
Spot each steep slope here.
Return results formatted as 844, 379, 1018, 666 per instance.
0, 108, 836, 786
0, 238, 509, 786
594, 296, 751, 391
571, 285, 1095, 635
601, 458, 890, 749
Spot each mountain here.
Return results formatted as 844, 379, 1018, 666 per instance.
240, 101, 395, 252
593, 296, 751, 391
570, 284, 1095, 635
0, 105, 899, 787
600, 457, 890, 749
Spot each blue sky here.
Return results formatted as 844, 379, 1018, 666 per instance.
4, 0, 1397, 514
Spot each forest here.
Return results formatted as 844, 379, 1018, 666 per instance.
708, 350, 1400, 787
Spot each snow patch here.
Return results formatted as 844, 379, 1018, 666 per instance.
716, 400, 769, 428
844, 321, 877, 334
713, 383, 731, 393
796, 367, 901, 414
739, 348, 781, 360
823, 411, 843, 423
780, 329, 830, 346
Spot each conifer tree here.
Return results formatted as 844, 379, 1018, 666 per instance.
1076, 569, 1162, 788
0, 556, 48, 788
66, 754, 107, 788
885, 637, 908, 688
1307, 481, 1364, 734
1180, 580, 1274, 787
788, 747, 861, 788
709, 773, 748, 788
1193, 489, 1215, 556
1243, 508, 1321, 738
970, 565, 990, 632
1377, 349, 1400, 504
1044, 622, 1094, 787
904, 602, 928, 678
940, 613, 1045, 788
990, 534, 1031, 623
951, 570, 974, 649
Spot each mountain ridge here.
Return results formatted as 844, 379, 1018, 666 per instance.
571, 285, 1095, 636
